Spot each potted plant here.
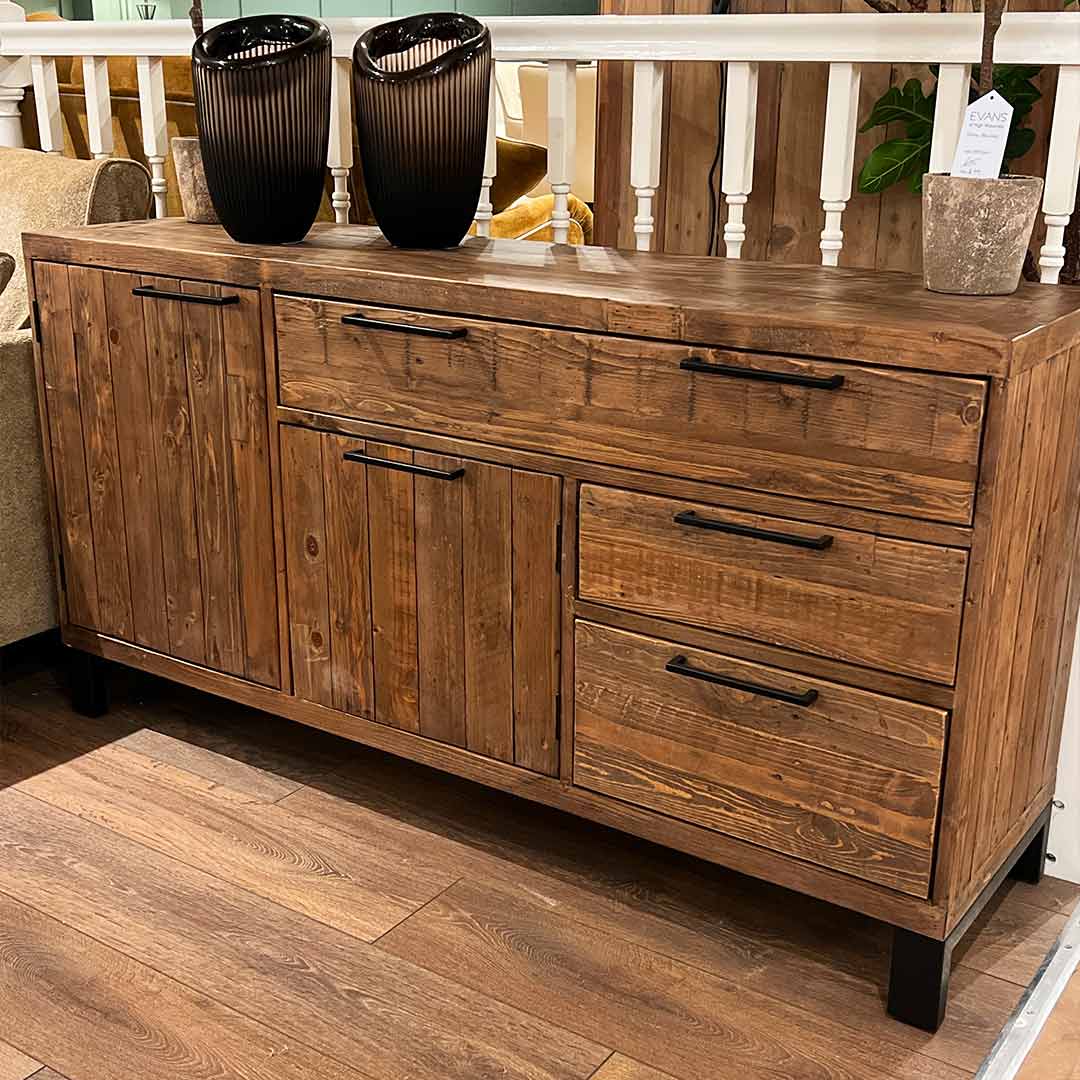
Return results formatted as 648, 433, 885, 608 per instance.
921, 0, 1044, 295
171, 0, 218, 224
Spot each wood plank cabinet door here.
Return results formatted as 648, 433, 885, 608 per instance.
34, 262, 280, 688
281, 426, 561, 775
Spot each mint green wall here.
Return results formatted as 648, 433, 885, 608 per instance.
92, 0, 595, 19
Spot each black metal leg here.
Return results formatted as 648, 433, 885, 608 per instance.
69, 650, 108, 718
1009, 819, 1050, 886
887, 928, 952, 1033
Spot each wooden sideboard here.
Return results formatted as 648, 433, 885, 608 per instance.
24, 219, 1080, 1032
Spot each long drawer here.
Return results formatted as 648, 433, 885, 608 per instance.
275, 293, 986, 524
578, 484, 968, 684
573, 621, 947, 897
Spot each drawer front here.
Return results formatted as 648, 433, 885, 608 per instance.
275, 294, 986, 524
578, 484, 968, 684
573, 621, 946, 896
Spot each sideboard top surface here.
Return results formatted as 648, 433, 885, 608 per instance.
23, 219, 1080, 376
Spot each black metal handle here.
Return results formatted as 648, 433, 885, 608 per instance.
342, 450, 464, 481
665, 655, 819, 707
680, 357, 844, 390
132, 286, 239, 306
341, 312, 467, 340
673, 510, 833, 551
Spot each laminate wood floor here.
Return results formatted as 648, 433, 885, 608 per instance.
1, 658, 1077, 1080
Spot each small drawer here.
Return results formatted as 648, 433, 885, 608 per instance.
573, 621, 946, 897
578, 484, 968, 685
275, 293, 986, 524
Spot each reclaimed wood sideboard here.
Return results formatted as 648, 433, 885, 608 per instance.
23, 220, 1080, 1031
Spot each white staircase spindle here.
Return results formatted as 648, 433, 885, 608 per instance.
327, 57, 352, 225
630, 59, 664, 253
1040, 65, 1080, 285
136, 56, 168, 219
546, 59, 576, 245
929, 63, 971, 174
819, 61, 862, 267
82, 56, 113, 160
0, 0, 28, 150
475, 72, 497, 238
30, 55, 61, 154
721, 61, 758, 260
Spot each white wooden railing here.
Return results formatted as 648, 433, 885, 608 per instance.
1, 8, 1080, 276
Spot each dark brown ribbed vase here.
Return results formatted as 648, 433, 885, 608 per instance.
192, 15, 331, 245
353, 13, 491, 249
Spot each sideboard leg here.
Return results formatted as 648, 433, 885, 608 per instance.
1009, 818, 1050, 885
887, 928, 951, 1033
69, 649, 109, 718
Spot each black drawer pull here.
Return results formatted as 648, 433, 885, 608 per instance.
665, 655, 819, 707
132, 286, 239, 306
673, 510, 833, 551
343, 450, 464, 481
341, 312, 467, 340
680, 357, 844, 390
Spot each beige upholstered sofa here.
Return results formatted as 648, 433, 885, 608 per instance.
0, 148, 151, 647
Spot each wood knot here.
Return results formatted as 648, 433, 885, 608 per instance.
310, 631, 324, 650
305, 534, 319, 558
961, 401, 983, 425
109, 328, 120, 345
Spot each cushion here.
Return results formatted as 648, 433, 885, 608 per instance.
0, 148, 151, 333
474, 193, 594, 246
0, 253, 13, 298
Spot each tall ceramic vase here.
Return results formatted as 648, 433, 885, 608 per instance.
353, 13, 491, 249
192, 15, 331, 244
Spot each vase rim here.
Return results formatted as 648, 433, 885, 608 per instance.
194, 15, 330, 71
353, 13, 489, 84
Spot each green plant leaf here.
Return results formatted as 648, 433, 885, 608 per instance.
1004, 124, 1037, 165
858, 78, 934, 134
858, 138, 930, 195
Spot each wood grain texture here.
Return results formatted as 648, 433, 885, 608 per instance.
939, 346, 1080, 930
277, 295, 985, 524
578, 485, 968, 684
512, 470, 561, 775
574, 621, 945, 896
30, 220, 1080, 376
0, 780, 608, 1080
591, 1057, 675, 1080
34, 261, 98, 630
0, 891, 375, 1080
0, 1041, 41, 1080
4, 706, 459, 942
102, 271, 169, 652
141, 274, 206, 664
367, 442, 422, 734
379, 876, 966, 1080
68, 264, 132, 640
64, 622, 945, 935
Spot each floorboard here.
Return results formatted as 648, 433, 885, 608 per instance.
2, 663, 1078, 1080
0, 1041, 42, 1080
1017, 967, 1080, 1079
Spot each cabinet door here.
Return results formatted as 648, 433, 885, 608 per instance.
281, 427, 561, 775
34, 262, 280, 688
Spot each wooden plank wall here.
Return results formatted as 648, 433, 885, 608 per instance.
595, 0, 1061, 272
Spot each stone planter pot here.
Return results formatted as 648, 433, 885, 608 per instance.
922, 173, 1044, 296
171, 136, 219, 225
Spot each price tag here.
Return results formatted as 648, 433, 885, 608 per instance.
951, 90, 1013, 179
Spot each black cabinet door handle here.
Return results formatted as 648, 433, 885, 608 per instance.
665, 655, 819, 707
342, 449, 464, 481
132, 286, 240, 306
341, 312, 467, 340
673, 510, 833, 551
680, 357, 844, 390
